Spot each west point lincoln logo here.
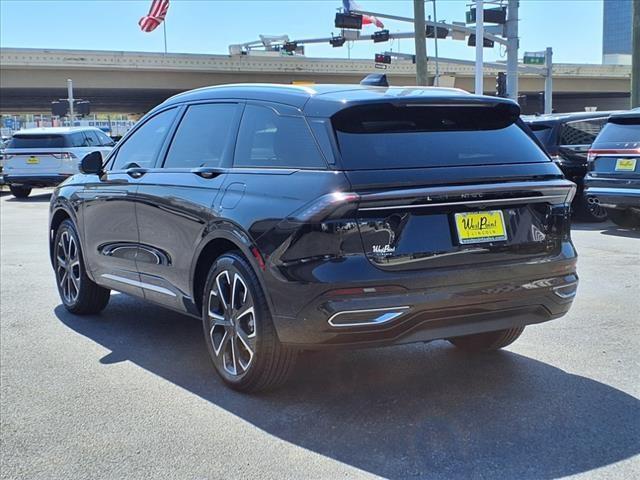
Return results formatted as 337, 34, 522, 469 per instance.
460, 216, 499, 231
372, 244, 396, 255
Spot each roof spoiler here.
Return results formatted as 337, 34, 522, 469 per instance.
360, 74, 389, 87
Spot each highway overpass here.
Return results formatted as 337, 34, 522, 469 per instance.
0, 47, 633, 115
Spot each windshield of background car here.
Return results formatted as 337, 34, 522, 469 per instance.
332, 103, 550, 169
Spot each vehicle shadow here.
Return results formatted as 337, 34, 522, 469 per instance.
572, 221, 640, 239
54, 296, 640, 480
4, 192, 52, 203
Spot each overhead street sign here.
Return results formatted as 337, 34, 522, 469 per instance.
524, 51, 545, 65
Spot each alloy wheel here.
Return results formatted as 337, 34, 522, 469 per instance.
207, 270, 257, 378
56, 230, 81, 304
586, 201, 608, 221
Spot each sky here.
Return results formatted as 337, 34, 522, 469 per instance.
0, 0, 604, 64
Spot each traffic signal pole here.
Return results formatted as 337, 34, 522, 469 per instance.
632, 0, 639, 108
505, 0, 519, 100
67, 79, 75, 122
544, 47, 553, 113
474, 0, 484, 94
413, 0, 428, 86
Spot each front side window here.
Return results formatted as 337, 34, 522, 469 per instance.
96, 131, 115, 146
164, 103, 238, 168
234, 105, 326, 169
111, 108, 177, 170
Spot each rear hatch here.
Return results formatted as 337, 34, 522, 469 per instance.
4, 134, 71, 173
588, 114, 640, 181
331, 101, 575, 271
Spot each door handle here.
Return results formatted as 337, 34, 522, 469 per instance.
126, 168, 148, 179
191, 167, 226, 179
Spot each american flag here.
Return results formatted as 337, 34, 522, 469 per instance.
139, 0, 170, 33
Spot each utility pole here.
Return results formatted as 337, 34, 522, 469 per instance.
413, 0, 428, 86
632, 0, 639, 108
474, 0, 484, 94
67, 79, 75, 125
432, 0, 440, 86
506, 0, 519, 100
544, 47, 553, 113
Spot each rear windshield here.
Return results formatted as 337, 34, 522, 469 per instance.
593, 119, 640, 149
9, 134, 68, 149
332, 104, 550, 170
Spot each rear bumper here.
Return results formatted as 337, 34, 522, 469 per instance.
271, 244, 578, 348
4, 174, 70, 187
584, 177, 640, 209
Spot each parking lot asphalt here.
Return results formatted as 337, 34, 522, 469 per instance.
1, 188, 639, 480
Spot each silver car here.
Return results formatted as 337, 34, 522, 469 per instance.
3, 127, 114, 198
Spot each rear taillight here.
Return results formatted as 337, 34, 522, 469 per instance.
52, 152, 76, 160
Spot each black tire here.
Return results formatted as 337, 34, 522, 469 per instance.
202, 252, 296, 393
9, 185, 31, 199
53, 219, 110, 314
607, 208, 640, 229
448, 326, 525, 352
574, 196, 608, 222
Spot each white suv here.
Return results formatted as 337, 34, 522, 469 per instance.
3, 127, 115, 198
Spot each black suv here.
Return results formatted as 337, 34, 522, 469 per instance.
524, 112, 617, 221
50, 84, 578, 392
585, 110, 640, 228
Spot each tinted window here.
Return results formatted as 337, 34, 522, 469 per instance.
96, 131, 115, 146
164, 103, 238, 168
9, 134, 67, 148
333, 104, 549, 169
111, 109, 177, 170
234, 105, 325, 169
68, 132, 90, 147
84, 131, 101, 147
529, 124, 554, 146
559, 119, 606, 145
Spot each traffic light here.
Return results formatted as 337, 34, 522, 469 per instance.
76, 100, 91, 116
329, 36, 346, 47
426, 25, 448, 39
372, 29, 390, 43
496, 72, 507, 97
51, 100, 69, 117
374, 53, 391, 65
335, 12, 363, 29
282, 41, 297, 53
467, 34, 494, 48
466, 7, 506, 24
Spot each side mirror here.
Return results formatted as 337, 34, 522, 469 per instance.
80, 151, 103, 175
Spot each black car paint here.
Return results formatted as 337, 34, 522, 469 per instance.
50, 85, 578, 348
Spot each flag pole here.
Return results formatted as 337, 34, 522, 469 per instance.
163, 20, 168, 54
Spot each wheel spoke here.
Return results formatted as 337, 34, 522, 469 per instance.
228, 334, 238, 375
215, 271, 231, 310
236, 329, 254, 371
207, 291, 226, 324
231, 273, 247, 311
211, 327, 229, 357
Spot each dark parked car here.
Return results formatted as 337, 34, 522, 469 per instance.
524, 112, 618, 221
49, 84, 578, 392
585, 110, 640, 228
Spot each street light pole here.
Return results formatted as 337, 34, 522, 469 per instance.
67, 79, 75, 125
413, 0, 428, 86
632, 0, 639, 108
474, 0, 484, 94
506, 0, 519, 100
432, 0, 440, 86
544, 47, 553, 114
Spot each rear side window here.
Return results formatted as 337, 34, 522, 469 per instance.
332, 104, 549, 170
528, 123, 555, 146
234, 104, 326, 169
68, 132, 90, 147
111, 108, 177, 170
559, 119, 606, 146
9, 135, 67, 148
84, 131, 101, 147
164, 103, 238, 168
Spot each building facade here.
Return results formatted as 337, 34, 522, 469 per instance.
602, 0, 632, 65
